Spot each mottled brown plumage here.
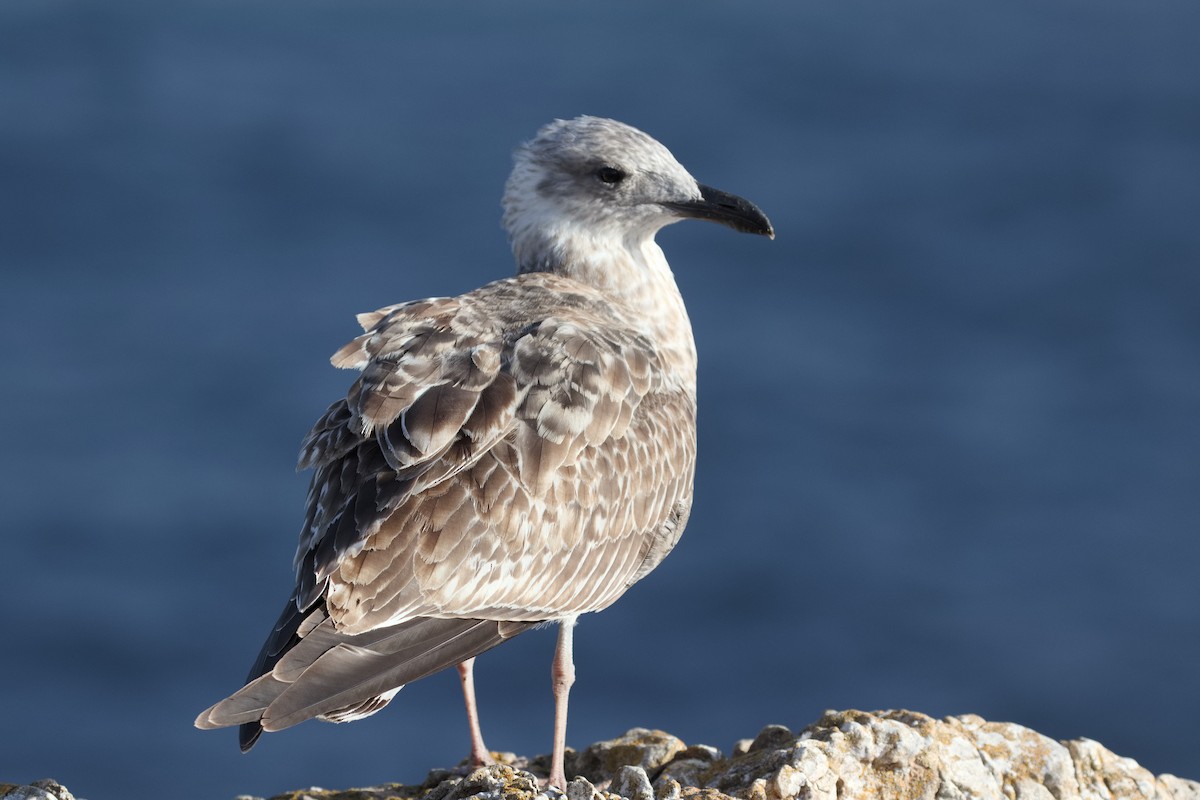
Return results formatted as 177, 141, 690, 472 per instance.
196, 117, 772, 788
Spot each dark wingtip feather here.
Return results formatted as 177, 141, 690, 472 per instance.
239, 721, 263, 752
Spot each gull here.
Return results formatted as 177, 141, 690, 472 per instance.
195, 116, 773, 789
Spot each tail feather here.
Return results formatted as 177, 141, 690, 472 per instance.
264, 618, 525, 731
194, 608, 533, 749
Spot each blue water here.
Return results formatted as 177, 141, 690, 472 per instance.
2, 2, 1198, 798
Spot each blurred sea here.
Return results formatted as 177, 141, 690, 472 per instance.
2, 2, 1198, 799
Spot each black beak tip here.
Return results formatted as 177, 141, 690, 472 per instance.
680, 183, 775, 241
736, 216, 775, 239
725, 200, 774, 240
752, 214, 775, 240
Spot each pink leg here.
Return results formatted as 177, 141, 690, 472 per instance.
457, 658, 493, 767
548, 617, 577, 790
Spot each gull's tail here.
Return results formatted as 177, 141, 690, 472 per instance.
194, 598, 533, 750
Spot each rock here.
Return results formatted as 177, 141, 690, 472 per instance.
16, 710, 1200, 800
566, 776, 603, 800
746, 726, 794, 755
0, 781, 75, 800
656, 760, 714, 789
700, 710, 1200, 800
656, 745, 724, 789
613, 767, 654, 800
573, 728, 687, 783
654, 779, 682, 800
677, 746, 722, 764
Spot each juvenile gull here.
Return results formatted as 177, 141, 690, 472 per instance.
195, 116, 773, 789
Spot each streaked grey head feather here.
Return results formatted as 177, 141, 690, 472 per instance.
503, 116, 703, 271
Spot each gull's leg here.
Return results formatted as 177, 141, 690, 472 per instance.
457, 659, 493, 767
548, 616, 577, 790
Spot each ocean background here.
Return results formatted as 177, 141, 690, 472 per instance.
2, 2, 1198, 798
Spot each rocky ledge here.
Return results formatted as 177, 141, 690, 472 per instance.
5, 710, 1198, 800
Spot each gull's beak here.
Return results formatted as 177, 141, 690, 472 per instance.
663, 183, 774, 239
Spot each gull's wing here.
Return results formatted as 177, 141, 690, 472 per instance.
317, 276, 695, 633
290, 291, 516, 612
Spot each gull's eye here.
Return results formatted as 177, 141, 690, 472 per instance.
595, 166, 627, 185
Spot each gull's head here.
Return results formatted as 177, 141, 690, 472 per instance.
503, 116, 773, 274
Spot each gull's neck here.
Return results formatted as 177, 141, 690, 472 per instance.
513, 221, 697, 388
